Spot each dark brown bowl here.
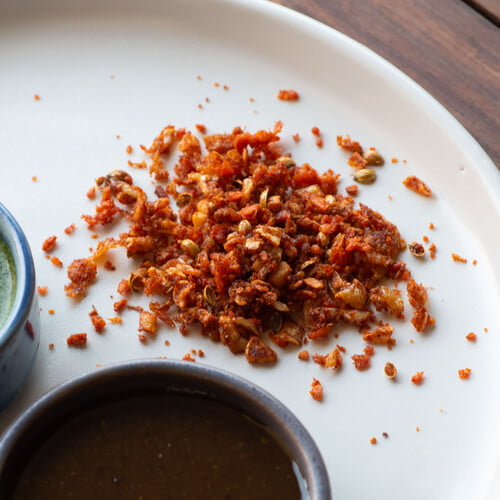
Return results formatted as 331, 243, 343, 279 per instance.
0, 359, 331, 499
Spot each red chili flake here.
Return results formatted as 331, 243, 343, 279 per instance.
311, 126, 320, 136
197, 104, 203, 109
64, 223, 76, 235
391, 158, 398, 164
277, 89, 300, 101
472, 259, 477, 266
402, 175, 432, 197
411, 371, 425, 385
429, 243, 437, 259
103, 260, 116, 271
66, 333, 87, 347
48, 309, 55, 315
64, 258, 97, 298
86, 186, 96, 200
458, 368, 472, 379
451, 253, 467, 263
309, 378, 323, 401
37, 286, 48, 296
138, 333, 147, 344
466, 332, 477, 342
164, 340, 170, 346
336, 135, 362, 154
32, 176, 38, 182
50, 256, 63, 268
182, 353, 196, 362
195, 124, 207, 134
422, 235, 429, 243
198, 349, 205, 357
48, 343, 55, 350
113, 299, 128, 313
345, 184, 359, 196
292, 133, 300, 142
196, 75, 202, 80
370, 437, 377, 445
34, 94, 41, 101
363, 345, 375, 356
42, 235, 57, 253
428, 222, 435, 230
108, 317, 122, 324
352, 354, 371, 371
223, 85, 229, 91
315, 137, 324, 148
214, 82, 220, 87
89, 306, 106, 333
298, 350, 309, 361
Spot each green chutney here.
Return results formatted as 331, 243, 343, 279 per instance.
0, 236, 15, 329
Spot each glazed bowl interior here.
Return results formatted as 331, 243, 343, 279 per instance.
0, 359, 331, 500
0, 204, 35, 343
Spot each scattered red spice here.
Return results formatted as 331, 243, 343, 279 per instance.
182, 353, 196, 362
108, 317, 122, 324
66, 333, 87, 347
315, 137, 324, 148
103, 260, 116, 271
125, 145, 133, 155
32, 176, 38, 182
429, 243, 437, 259
309, 378, 323, 401
451, 253, 467, 263
422, 236, 429, 243
298, 350, 309, 361
138, 311, 158, 336
89, 306, 106, 333
113, 299, 128, 313
313, 347, 343, 370
164, 340, 170, 346
223, 85, 229, 91
86, 186, 97, 200
311, 126, 320, 136
363, 345, 375, 356
466, 332, 477, 342
458, 368, 472, 379
198, 349, 205, 357
402, 175, 432, 197
48, 343, 55, 350
50, 256, 63, 268
336, 134, 362, 154
292, 133, 300, 142
64, 258, 97, 298
34, 94, 41, 101
277, 89, 300, 101
64, 123, 433, 367
64, 223, 76, 235
195, 124, 207, 134
42, 235, 57, 253
345, 184, 359, 196
137, 333, 147, 344
370, 437, 377, 445
352, 354, 371, 371
428, 222, 435, 230
411, 371, 425, 385
391, 158, 398, 164
37, 286, 48, 296
472, 259, 477, 266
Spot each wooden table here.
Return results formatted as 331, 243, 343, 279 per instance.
272, 0, 500, 170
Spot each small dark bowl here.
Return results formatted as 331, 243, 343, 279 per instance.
0, 203, 39, 409
0, 359, 331, 499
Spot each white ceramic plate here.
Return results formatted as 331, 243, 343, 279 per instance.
1, 1, 499, 498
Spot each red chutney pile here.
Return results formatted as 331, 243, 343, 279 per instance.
65, 122, 434, 364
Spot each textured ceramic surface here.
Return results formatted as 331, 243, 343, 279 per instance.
0, 203, 39, 409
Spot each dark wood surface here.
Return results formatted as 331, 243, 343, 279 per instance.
272, 0, 500, 170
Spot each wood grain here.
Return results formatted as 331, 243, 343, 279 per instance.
271, 0, 500, 169
463, 0, 500, 26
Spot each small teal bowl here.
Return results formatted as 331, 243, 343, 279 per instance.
0, 203, 39, 409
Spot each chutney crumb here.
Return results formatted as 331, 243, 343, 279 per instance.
309, 378, 323, 401
66, 333, 87, 347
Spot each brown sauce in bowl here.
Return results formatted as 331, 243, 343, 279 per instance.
10, 394, 302, 499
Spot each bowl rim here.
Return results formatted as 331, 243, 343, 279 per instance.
0, 202, 36, 349
0, 358, 332, 499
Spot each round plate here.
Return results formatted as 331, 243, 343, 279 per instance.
0, 1, 499, 499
